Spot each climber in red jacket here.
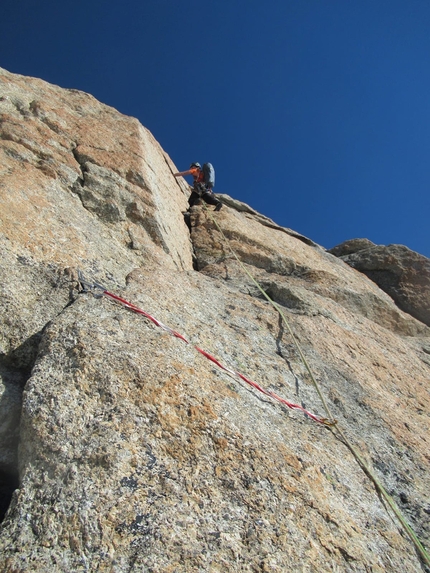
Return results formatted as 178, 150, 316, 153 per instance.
174, 162, 222, 211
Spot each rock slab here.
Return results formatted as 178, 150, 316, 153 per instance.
0, 68, 429, 573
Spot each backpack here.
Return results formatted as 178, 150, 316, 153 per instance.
202, 163, 215, 189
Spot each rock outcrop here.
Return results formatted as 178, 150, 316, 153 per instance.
1, 68, 429, 573
329, 240, 430, 328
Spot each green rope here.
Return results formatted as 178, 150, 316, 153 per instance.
203, 204, 430, 568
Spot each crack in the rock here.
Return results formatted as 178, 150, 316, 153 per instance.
71, 144, 86, 187
0, 353, 36, 523
0, 469, 19, 523
9, 98, 31, 118
0, 290, 79, 523
182, 212, 200, 270
69, 147, 170, 255
1, 132, 53, 163
275, 314, 303, 401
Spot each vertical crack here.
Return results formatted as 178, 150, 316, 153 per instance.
0, 289, 79, 523
0, 470, 19, 522
71, 143, 86, 187
0, 357, 34, 523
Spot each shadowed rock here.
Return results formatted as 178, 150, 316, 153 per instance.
330, 240, 430, 327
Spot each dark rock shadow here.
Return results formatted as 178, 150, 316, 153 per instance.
275, 314, 303, 403
0, 331, 44, 523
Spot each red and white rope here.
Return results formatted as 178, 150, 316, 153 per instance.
101, 289, 329, 425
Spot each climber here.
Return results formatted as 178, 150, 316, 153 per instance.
174, 162, 222, 211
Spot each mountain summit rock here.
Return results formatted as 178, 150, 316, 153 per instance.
0, 67, 429, 572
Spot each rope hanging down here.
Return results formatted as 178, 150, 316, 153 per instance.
201, 204, 430, 568
78, 272, 331, 425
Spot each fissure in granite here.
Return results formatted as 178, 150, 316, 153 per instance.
0, 281, 80, 523
0, 335, 39, 522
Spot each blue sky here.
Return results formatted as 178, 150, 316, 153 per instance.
1, 0, 429, 257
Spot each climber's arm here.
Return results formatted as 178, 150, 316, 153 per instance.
174, 168, 198, 178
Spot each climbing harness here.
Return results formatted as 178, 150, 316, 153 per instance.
78, 272, 331, 425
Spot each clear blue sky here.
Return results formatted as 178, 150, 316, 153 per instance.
1, 0, 429, 257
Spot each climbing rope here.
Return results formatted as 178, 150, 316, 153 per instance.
78, 272, 330, 425
76, 180, 430, 565
204, 207, 335, 422
201, 203, 430, 568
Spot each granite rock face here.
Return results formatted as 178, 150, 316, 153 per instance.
0, 68, 429, 573
329, 240, 430, 327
